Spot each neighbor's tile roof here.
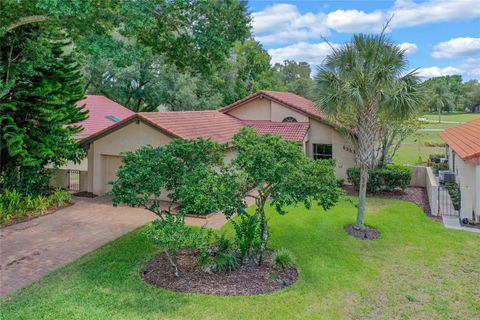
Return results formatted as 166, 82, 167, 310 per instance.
75, 95, 134, 138
219, 90, 327, 120
138, 111, 244, 144
242, 120, 309, 141
439, 118, 480, 163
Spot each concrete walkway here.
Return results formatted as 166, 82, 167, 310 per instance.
442, 216, 480, 233
0, 196, 228, 296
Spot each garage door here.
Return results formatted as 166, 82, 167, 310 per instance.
103, 155, 123, 192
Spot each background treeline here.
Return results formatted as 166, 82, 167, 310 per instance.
424, 75, 480, 114
1, 0, 316, 113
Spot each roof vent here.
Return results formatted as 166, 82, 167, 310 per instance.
105, 115, 121, 123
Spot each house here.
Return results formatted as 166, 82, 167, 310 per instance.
439, 118, 480, 222
64, 91, 355, 195
51, 96, 134, 188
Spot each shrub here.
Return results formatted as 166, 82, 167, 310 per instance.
271, 248, 296, 270
230, 212, 260, 264
428, 154, 444, 163
423, 141, 445, 147
197, 233, 239, 273
336, 178, 345, 188
147, 214, 204, 277
347, 164, 412, 193
443, 182, 461, 210
50, 189, 72, 207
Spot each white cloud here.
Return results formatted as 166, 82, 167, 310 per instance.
416, 58, 480, 79
252, 1, 480, 44
399, 42, 418, 55
252, 4, 329, 45
432, 37, 480, 58
390, 0, 480, 29
416, 66, 463, 79
267, 42, 336, 65
324, 9, 384, 33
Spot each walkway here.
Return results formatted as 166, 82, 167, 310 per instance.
442, 216, 480, 234
0, 196, 227, 296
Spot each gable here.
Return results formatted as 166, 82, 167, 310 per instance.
225, 97, 309, 122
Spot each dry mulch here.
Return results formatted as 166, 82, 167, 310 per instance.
72, 191, 98, 198
343, 185, 441, 222
344, 224, 380, 240
141, 249, 298, 296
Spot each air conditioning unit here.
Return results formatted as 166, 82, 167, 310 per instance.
439, 170, 456, 183
444, 172, 456, 183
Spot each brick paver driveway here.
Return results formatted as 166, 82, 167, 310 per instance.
0, 195, 230, 296
0, 196, 158, 296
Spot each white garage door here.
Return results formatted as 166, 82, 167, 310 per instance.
103, 155, 123, 192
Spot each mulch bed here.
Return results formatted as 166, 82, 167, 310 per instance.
344, 224, 380, 240
1, 202, 73, 228
141, 248, 298, 296
343, 185, 441, 222
72, 191, 98, 198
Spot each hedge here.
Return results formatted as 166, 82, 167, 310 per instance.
347, 164, 412, 193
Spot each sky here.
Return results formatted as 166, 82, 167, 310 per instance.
247, 0, 480, 80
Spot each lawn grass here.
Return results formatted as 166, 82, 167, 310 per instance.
394, 112, 480, 165
2, 198, 479, 319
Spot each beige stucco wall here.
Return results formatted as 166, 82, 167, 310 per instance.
270, 101, 309, 122
226, 97, 355, 178
306, 119, 355, 179
87, 121, 173, 195
449, 149, 479, 220
228, 98, 271, 120
228, 97, 308, 123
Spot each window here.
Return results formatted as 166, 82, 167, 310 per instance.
105, 115, 121, 123
313, 144, 332, 160
282, 116, 297, 123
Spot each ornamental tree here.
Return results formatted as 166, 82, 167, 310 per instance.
230, 127, 341, 265
110, 138, 232, 218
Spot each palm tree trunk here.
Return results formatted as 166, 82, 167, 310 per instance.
356, 164, 369, 229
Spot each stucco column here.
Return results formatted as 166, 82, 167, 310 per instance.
87, 144, 94, 193
476, 165, 480, 222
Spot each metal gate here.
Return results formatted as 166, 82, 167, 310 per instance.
438, 184, 460, 216
68, 170, 80, 191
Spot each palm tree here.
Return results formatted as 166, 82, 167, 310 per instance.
314, 33, 424, 230
429, 82, 455, 123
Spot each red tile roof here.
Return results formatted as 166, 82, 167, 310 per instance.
219, 90, 327, 120
242, 120, 309, 141
439, 118, 480, 164
138, 111, 244, 144
75, 95, 134, 138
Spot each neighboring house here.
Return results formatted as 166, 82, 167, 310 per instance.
52, 96, 134, 188
73, 91, 355, 195
439, 118, 480, 221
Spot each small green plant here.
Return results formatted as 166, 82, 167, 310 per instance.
231, 211, 260, 264
50, 188, 72, 207
197, 232, 239, 273
271, 248, 296, 270
336, 178, 345, 188
146, 214, 204, 277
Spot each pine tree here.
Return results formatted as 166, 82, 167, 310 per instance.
0, 29, 88, 195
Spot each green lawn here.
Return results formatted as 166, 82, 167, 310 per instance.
2, 198, 479, 319
394, 113, 480, 165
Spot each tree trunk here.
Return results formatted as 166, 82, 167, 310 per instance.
257, 210, 268, 266
438, 106, 441, 123
164, 249, 180, 278
355, 165, 369, 230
